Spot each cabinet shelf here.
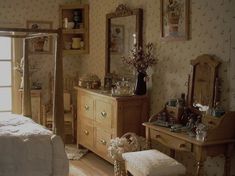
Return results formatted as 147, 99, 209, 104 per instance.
63, 49, 87, 55
62, 28, 86, 34
59, 3, 89, 55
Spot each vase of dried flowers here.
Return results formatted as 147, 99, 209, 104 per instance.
122, 43, 156, 95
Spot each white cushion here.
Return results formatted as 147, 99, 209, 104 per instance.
122, 150, 186, 176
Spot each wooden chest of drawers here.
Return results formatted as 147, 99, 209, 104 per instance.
75, 87, 149, 162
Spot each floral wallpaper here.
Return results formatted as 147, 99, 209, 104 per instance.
0, 0, 235, 175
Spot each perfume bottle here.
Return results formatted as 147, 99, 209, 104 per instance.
212, 102, 225, 117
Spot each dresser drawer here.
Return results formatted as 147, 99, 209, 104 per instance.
95, 128, 111, 155
202, 115, 221, 129
95, 100, 112, 128
150, 129, 192, 152
80, 95, 94, 119
79, 122, 94, 148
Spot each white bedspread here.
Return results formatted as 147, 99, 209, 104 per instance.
0, 113, 69, 176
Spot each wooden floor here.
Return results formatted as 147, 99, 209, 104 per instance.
69, 152, 114, 176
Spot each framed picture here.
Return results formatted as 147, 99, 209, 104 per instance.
110, 24, 124, 54
160, 0, 189, 41
26, 20, 53, 54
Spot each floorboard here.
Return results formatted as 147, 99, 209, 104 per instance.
69, 152, 114, 176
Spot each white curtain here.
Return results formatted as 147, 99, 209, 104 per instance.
11, 38, 23, 114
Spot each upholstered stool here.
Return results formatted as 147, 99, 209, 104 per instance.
122, 149, 186, 176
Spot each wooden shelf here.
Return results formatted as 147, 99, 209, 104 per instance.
59, 3, 89, 55
62, 28, 86, 34
63, 49, 87, 55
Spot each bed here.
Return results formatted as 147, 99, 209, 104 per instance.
0, 27, 68, 175
0, 113, 69, 176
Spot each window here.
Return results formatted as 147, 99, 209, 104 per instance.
0, 37, 12, 112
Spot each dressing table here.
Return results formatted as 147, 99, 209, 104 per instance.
143, 55, 235, 176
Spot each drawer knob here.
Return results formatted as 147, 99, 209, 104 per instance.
155, 134, 161, 138
101, 111, 107, 118
100, 139, 107, 145
83, 130, 89, 135
208, 121, 214, 125
84, 105, 89, 111
179, 143, 186, 148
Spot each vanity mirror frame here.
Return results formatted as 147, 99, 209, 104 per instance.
188, 54, 221, 109
105, 4, 143, 75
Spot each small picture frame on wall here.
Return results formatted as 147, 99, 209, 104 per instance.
110, 24, 124, 54
160, 0, 189, 41
26, 20, 53, 54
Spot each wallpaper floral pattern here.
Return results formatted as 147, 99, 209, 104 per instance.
0, 0, 235, 175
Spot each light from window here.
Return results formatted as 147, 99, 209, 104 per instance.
0, 37, 11, 60
0, 37, 12, 112
0, 88, 11, 111
0, 61, 11, 86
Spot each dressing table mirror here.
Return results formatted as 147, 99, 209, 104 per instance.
187, 54, 235, 135
188, 54, 220, 109
105, 4, 143, 77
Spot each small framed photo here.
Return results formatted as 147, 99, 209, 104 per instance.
26, 20, 53, 54
160, 0, 189, 41
110, 24, 124, 54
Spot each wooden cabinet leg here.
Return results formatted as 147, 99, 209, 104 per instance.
196, 161, 204, 176
224, 155, 231, 176
224, 143, 233, 176
77, 143, 84, 149
170, 149, 175, 158
194, 146, 205, 176
145, 127, 151, 149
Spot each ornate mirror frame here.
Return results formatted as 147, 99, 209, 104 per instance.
188, 54, 221, 108
105, 4, 143, 75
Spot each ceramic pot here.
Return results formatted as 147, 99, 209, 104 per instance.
72, 38, 81, 49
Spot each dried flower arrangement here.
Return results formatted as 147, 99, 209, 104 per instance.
122, 43, 157, 73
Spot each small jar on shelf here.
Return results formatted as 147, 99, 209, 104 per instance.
64, 41, 72, 50
72, 37, 81, 49
80, 40, 84, 49
63, 18, 68, 29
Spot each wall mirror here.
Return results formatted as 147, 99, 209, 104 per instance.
105, 4, 143, 77
189, 54, 220, 109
